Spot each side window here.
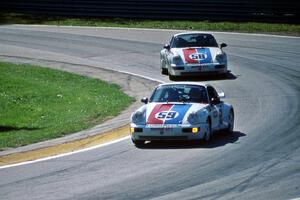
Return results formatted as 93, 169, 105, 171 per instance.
170, 36, 175, 48
207, 86, 213, 100
188, 87, 208, 103
207, 86, 219, 101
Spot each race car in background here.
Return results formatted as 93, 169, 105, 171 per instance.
160, 32, 228, 80
130, 82, 234, 147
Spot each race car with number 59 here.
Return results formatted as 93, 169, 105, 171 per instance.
160, 32, 228, 80
130, 82, 234, 147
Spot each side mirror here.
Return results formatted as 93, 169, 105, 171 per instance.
220, 43, 227, 49
164, 44, 170, 50
217, 92, 225, 99
211, 97, 220, 104
141, 97, 149, 104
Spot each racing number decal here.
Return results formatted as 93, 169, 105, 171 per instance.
147, 104, 192, 124
190, 53, 207, 60
183, 48, 213, 64
167, 112, 177, 119
155, 111, 179, 120
156, 112, 167, 119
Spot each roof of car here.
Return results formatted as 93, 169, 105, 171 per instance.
173, 32, 214, 37
158, 82, 208, 87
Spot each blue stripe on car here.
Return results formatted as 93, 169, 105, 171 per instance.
164, 104, 192, 124
196, 48, 212, 64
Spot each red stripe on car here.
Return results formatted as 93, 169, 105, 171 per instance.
147, 104, 173, 124
183, 48, 198, 64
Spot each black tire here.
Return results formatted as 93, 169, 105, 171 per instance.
222, 71, 230, 79
132, 139, 145, 148
225, 109, 234, 134
161, 68, 168, 75
169, 75, 178, 81
204, 118, 211, 142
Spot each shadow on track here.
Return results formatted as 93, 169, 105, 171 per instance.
169, 71, 238, 82
137, 131, 246, 149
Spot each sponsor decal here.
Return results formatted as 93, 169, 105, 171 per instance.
147, 124, 180, 128
147, 104, 192, 124
183, 48, 213, 64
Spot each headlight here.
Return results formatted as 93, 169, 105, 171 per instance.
187, 112, 201, 125
131, 111, 146, 125
215, 53, 226, 62
172, 55, 181, 64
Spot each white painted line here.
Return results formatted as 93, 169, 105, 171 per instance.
6, 24, 300, 39
117, 69, 165, 84
0, 136, 131, 170
0, 54, 166, 84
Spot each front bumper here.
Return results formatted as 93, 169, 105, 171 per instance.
169, 63, 227, 76
131, 124, 206, 141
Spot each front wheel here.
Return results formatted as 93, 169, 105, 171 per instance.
225, 109, 234, 134
161, 68, 168, 75
204, 119, 211, 142
169, 75, 178, 81
132, 139, 145, 148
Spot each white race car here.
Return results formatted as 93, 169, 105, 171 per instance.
160, 32, 228, 80
130, 82, 234, 147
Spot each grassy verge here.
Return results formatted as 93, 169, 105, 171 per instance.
0, 62, 134, 150
1, 13, 299, 36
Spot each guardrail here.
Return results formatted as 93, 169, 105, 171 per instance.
1, 0, 299, 23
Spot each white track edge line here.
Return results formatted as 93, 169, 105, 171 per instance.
117, 69, 165, 84
0, 136, 130, 170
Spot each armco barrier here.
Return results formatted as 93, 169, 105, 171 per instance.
1, 0, 299, 23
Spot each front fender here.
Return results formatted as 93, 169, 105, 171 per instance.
199, 109, 210, 124
222, 103, 233, 124
195, 108, 210, 124
160, 49, 169, 68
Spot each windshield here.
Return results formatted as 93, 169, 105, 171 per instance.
171, 34, 218, 48
150, 84, 208, 104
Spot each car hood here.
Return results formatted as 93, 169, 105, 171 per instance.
144, 103, 208, 125
171, 47, 222, 64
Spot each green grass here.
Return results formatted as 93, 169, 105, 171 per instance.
0, 62, 134, 150
1, 13, 299, 36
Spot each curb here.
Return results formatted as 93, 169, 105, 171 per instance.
0, 125, 129, 167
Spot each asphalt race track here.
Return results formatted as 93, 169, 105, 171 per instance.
0, 26, 299, 200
